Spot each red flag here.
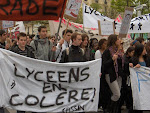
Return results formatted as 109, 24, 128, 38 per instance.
0, 0, 67, 21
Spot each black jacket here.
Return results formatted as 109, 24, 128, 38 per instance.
10, 45, 35, 58
0, 42, 5, 49
83, 48, 94, 61
60, 45, 85, 63
102, 49, 124, 83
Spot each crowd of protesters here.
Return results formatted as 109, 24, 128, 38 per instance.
0, 25, 150, 113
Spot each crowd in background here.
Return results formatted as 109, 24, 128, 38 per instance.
0, 26, 150, 113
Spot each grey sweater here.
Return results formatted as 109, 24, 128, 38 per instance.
30, 35, 55, 61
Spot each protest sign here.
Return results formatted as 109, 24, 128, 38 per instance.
8, 21, 25, 39
118, 7, 133, 38
2, 21, 15, 29
64, 0, 82, 21
129, 14, 150, 33
0, 0, 67, 21
98, 20, 115, 35
83, 3, 114, 29
0, 49, 101, 112
130, 67, 150, 110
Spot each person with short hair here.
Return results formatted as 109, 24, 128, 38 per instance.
27, 34, 34, 45
48, 35, 56, 45
60, 32, 85, 63
0, 29, 7, 49
10, 32, 34, 113
55, 29, 73, 62
30, 26, 56, 61
0, 30, 8, 113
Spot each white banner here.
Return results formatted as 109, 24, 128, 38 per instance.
130, 67, 150, 110
49, 18, 102, 39
0, 49, 101, 112
83, 3, 150, 33
129, 14, 150, 33
83, 3, 114, 29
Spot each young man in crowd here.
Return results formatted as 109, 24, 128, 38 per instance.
55, 29, 73, 62
0, 30, 7, 49
0, 30, 6, 113
10, 32, 35, 59
27, 34, 34, 45
30, 26, 56, 61
60, 32, 85, 63
10, 33, 34, 113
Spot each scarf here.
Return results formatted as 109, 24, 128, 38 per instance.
109, 46, 124, 77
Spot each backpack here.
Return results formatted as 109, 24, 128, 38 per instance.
34, 40, 50, 51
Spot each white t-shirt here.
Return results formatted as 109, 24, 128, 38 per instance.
95, 50, 102, 59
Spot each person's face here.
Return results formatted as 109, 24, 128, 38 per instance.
93, 43, 98, 50
1, 33, 7, 42
64, 32, 72, 43
141, 41, 145, 45
102, 41, 107, 50
18, 36, 27, 48
128, 51, 134, 57
92, 39, 98, 45
73, 35, 82, 46
115, 38, 121, 47
27, 36, 32, 45
142, 47, 146, 56
50, 37, 55, 43
39, 28, 47, 39
82, 37, 88, 47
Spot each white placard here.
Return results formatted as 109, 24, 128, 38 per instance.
99, 20, 115, 35
64, 0, 82, 21
2, 21, 14, 29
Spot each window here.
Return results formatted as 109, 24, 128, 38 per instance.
95, 0, 98, 3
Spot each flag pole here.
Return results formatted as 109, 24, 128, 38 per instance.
50, 0, 66, 61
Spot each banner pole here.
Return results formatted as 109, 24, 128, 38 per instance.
50, 0, 66, 61
64, 19, 70, 35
